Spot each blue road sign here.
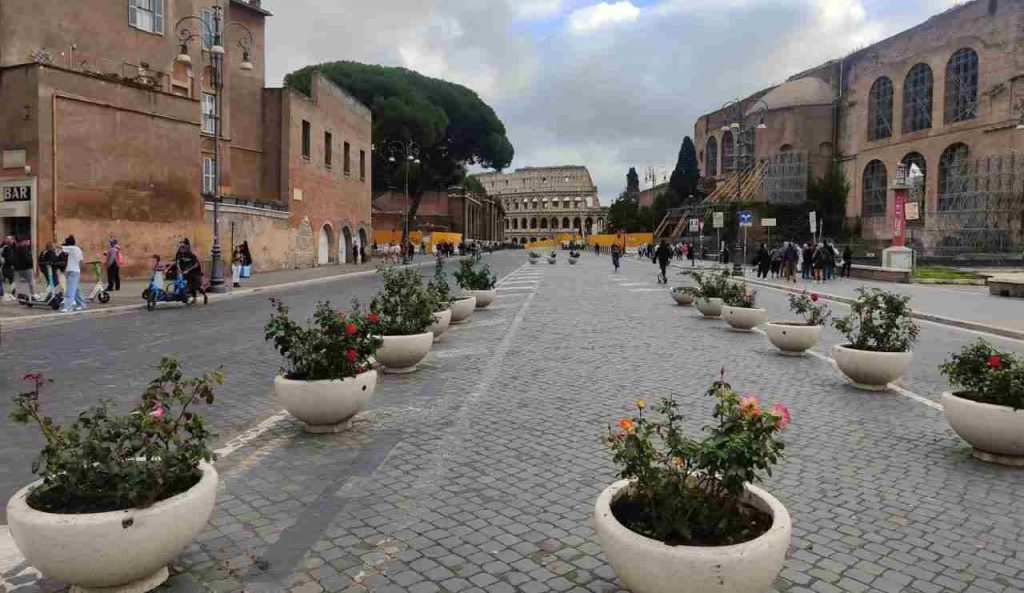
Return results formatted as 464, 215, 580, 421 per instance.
739, 210, 753, 223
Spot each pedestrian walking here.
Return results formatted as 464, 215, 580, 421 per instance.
240, 240, 253, 272
770, 245, 782, 278
611, 245, 621, 272
352, 243, 359, 265
0, 235, 14, 300
38, 243, 58, 290
783, 242, 798, 283
231, 246, 243, 288
654, 239, 672, 284
58, 235, 86, 312
360, 244, 367, 264
12, 235, 36, 297
755, 243, 770, 279
812, 244, 826, 282
104, 237, 123, 291
841, 245, 853, 278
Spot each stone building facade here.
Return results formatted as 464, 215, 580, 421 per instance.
474, 166, 607, 245
0, 0, 372, 276
372, 187, 505, 243
691, 0, 1024, 255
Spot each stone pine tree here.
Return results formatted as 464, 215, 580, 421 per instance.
666, 136, 700, 206
626, 167, 640, 202
285, 61, 514, 247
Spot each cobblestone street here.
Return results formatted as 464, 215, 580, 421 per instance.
3, 252, 1024, 593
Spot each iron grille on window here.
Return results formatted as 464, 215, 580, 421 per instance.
705, 137, 718, 177
862, 160, 887, 217
868, 77, 893, 141
902, 64, 933, 133
938, 143, 971, 211
945, 48, 979, 123
721, 131, 734, 173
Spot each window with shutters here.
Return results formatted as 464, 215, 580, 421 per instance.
203, 157, 217, 196
129, 0, 164, 34
201, 93, 217, 135
201, 8, 217, 48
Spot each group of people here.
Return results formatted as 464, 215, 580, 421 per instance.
0, 234, 124, 311
753, 242, 853, 282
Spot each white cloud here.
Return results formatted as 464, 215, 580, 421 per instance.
567, 2, 641, 34
514, 0, 564, 19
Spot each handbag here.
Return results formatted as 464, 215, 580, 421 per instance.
241, 265, 251, 278
116, 250, 126, 267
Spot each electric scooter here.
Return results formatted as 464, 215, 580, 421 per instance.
85, 261, 111, 304
16, 269, 63, 310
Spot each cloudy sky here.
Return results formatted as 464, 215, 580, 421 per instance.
260, 0, 961, 200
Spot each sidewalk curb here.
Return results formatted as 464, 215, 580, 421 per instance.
0, 261, 436, 332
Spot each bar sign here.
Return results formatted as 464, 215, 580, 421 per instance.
2, 185, 31, 202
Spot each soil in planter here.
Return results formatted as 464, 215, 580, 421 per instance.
611, 491, 772, 546
27, 467, 202, 515
951, 390, 1017, 408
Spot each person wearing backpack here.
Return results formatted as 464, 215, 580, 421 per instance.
104, 237, 123, 292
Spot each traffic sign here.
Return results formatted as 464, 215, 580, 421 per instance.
740, 221, 753, 227
761, 218, 777, 228
688, 218, 700, 233
739, 210, 753, 224
809, 211, 817, 233
713, 212, 724, 229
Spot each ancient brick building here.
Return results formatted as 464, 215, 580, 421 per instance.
372, 188, 505, 244
692, 0, 1024, 256
0, 0, 372, 276
474, 166, 607, 245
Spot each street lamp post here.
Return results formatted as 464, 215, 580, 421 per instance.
377, 139, 420, 264
716, 98, 768, 276
175, 3, 254, 292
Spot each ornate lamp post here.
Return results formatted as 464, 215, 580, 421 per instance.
716, 98, 768, 276
375, 139, 420, 264
175, 3, 254, 291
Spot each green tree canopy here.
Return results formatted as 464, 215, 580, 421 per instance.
608, 194, 654, 233
285, 62, 514, 241
626, 167, 640, 200
666, 136, 700, 205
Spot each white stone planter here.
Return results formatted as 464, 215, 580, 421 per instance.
7, 461, 218, 593
430, 309, 452, 342
569, 257, 579, 265
764, 322, 821, 356
463, 289, 497, 309
547, 257, 557, 264
274, 371, 378, 433
529, 258, 539, 265
671, 289, 695, 306
594, 479, 791, 593
722, 305, 768, 332
831, 344, 912, 391
378, 332, 434, 373
450, 296, 477, 323
694, 297, 723, 319
942, 392, 1024, 466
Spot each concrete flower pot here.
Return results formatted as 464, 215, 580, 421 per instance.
671, 289, 695, 306
942, 392, 1024, 466
832, 344, 912, 391
7, 461, 218, 593
378, 332, 434, 373
430, 309, 452, 342
594, 479, 791, 593
569, 257, 579, 265
694, 297, 723, 319
274, 370, 378, 433
765, 322, 821, 356
547, 257, 557, 264
529, 258, 539, 265
722, 305, 767, 332
450, 296, 477, 323
463, 289, 497, 309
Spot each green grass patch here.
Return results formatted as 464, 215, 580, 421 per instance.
913, 266, 982, 281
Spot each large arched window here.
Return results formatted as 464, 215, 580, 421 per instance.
862, 160, 888, 217
705, 137, 718, 176
562, 217, 570, 229
721, 131, 734, 173
901, 152, 927, 191
530, 217, 537, 229
938, 143, 970, 212
512, 218, 518, 230
540, 218, 548, 229
550, 217, 558, 229
868, 77, 893, 141
902, 63, 933, 133
945, 48, 979, 123
520, 217, 527, 229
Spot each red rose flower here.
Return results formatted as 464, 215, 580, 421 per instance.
811, 293, 819, 302
346, 323, 358, 336
347, 349, 358, 362
988, 355, 1002, 370
369, 312, 380, 324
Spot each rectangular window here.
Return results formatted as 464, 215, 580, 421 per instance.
359, 150, 366, 180
203, 157, 217, 196
343, 142, 351, 176
201, 8, 216, 48
325, 132, 333, 168
129, 0, 164, 34
201, 93, 217, 135
301, 121, 311, 160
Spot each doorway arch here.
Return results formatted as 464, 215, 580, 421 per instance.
358, 228, 368, 261
318, 223, 335, 265
341, 226, 353, 263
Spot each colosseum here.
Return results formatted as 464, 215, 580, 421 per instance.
474, 166, 608, 245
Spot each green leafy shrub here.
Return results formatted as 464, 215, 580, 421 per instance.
606, 371, 790, 546
832, 288, 919, 352
787, 291, 831, 326
264, 299, 381, 380
371, 266, 437, 335
11, 359, 221, 514
940, 340, 1024, 409
690, 271, 734, 300
528, 251, 541, 258
453, 258, 496, 290
426, 257, 454, 311
724, 284, 757, 308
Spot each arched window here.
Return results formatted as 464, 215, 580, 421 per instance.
573, 217, 582, 230
868, 77, 893, 141
512, 218, 518, 230
551, 218, 558, 229
562, 217, 570, 229
721, 131, 734, 173
901, 152, 927, 190
530, 217, 537, 229
902, 63, 933, 133
520, 217, 527, 229
540, 218, 548, 229
945, 48, 979, 123
862, 160, 888, 217
938, 143, 970, 211
705, 137, 718, 176
779, 144, 793, 153
563, 199, 571, 209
